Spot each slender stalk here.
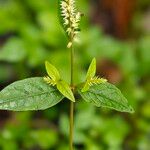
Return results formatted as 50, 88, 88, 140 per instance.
70, 43, 74, 150
70, 101, 74, 150
71, 45, 74, 85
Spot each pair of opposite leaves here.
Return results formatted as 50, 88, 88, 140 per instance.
0, 58, 134, 113
44, 58, 106, 102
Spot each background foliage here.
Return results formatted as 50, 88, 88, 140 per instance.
0, 0, 149, 149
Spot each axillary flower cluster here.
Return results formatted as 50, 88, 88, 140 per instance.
59, 0, 82, 47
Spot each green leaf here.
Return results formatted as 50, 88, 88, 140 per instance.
57, 80, 75, 102
82, 82, 90, 93
0, 77, 64, 111
86, 58, 96, 79
78, 82, 134, 113
45, 61, 60, 81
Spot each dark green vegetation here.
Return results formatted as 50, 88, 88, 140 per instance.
0, 0, 149, 150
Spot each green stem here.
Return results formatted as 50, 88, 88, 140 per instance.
70, 101, 74, 150
70, 44, 74, 150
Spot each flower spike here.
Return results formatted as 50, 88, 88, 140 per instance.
43, 76, 57, 86
58, 0, 82, 46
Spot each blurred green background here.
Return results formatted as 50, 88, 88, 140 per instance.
0, 0, 150, 150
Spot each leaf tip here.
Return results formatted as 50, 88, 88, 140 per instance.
66, 90, 75, 102
45, 60, 49, 66
92, 57, 96, 63
90, 58, 96, 68
56, 80, 75, 102
71, 96, 76, 102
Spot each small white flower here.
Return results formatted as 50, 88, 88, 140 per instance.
67, 42, 73, 48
